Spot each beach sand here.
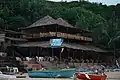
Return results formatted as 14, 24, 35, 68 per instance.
2, 72, 120, 80
105, 72, 120, 80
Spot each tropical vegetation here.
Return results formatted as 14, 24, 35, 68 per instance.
0, 0, 120, 56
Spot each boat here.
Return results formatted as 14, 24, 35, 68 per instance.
0, 71, 16, 79
28, 68, 76, 78
0, 74, 16, 79
74, 72, 107, 80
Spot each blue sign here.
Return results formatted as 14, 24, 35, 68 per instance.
50, 39, 63, 47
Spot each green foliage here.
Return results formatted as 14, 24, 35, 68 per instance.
1, 0, 120, 56
7, 16, 28, 30
0, 18, 5, 29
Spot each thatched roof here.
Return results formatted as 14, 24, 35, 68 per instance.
5, 30, 25, 34
22, 15, 74, 29
15, 41, 49, 47
20, 15, 91, 33
56, 18, 74, 28
14, 41, 108, 53
5, 37, 27, 41
27, 15, 56, 29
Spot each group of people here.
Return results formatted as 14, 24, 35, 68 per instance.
15, 56, 116, 75
17, 56, 105, 65
35, 56, 59, 62
64, 57, 103, 63
24, 56, 59, 62
90, 65, 105, 75
22, 56, 108, 70
6, 66, 19, 74
15, 56, 111, 70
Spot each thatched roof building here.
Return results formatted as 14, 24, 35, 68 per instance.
16, 15, 111, 53
20, 15, 91, 33
10, 15, 113, 62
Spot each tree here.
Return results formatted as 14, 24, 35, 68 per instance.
7, 16, 28, 30
0, 18, 5, 29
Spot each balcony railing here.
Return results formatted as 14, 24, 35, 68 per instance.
23, 32, 92, 41
0, 34, 5, 42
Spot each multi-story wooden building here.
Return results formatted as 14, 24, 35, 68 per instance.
0, 29, 27, 52
0, 29, 27, 72
15, 15, 112, 63
0, 15, 114, 71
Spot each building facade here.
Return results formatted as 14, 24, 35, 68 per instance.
14, 15, 112, 64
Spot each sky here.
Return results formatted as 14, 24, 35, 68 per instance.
48, 0, 120, 5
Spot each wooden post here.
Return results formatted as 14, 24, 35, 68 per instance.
97, 53, 100, 65
52, 48, 53, 57
37, 47, 39, 57
73, 50, 75, 67
12, 46, 14, 57
60, 48, 64, 62
67, 28, 70, 58
60, 48, 62, 62
56, 25, 57, 37
30, 47, 31, 57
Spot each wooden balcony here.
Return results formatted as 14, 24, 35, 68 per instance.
0, 33, 5, 42
23, 32, 92, 41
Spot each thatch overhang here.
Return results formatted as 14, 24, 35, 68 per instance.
19, 15, 91, 33
4, 30, 26, 35
0, 34, 5, 42
56, 18, 91, 33
20, 15, 56, 30
56, 18, 74, 28
5, 37, 28, 41
14, 41, 108, 53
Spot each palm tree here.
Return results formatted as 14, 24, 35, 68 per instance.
102, 19, 120, 64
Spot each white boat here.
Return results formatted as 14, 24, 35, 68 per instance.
0, 72, 16, 79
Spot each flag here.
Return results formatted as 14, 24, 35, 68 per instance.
61, 48, 64, 53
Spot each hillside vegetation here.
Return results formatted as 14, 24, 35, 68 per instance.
0, 0, 120, 56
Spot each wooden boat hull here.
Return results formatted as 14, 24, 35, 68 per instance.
28, 68, 76, 78
75, 72, 107, 80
